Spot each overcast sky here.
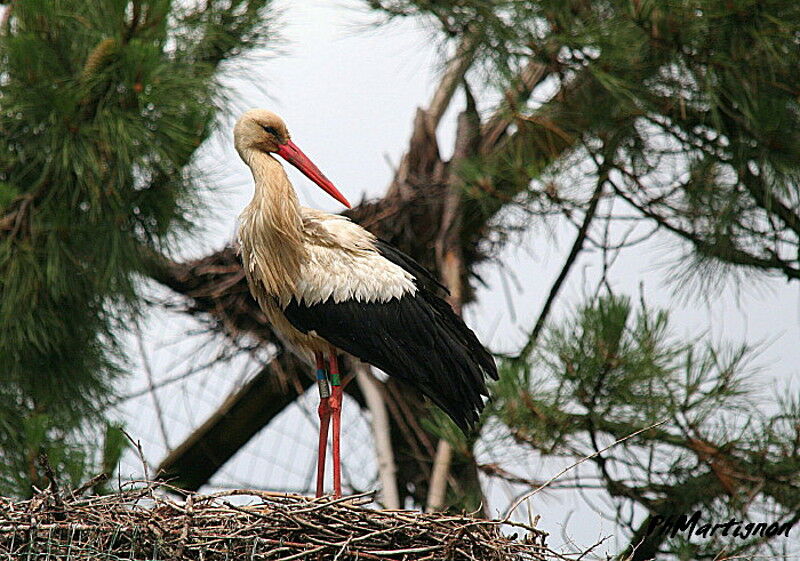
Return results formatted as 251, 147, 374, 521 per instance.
117, 0, 800, 556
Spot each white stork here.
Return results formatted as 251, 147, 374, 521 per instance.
234, 109, 498, 498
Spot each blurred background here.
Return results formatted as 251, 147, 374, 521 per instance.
2, 1, 799, 559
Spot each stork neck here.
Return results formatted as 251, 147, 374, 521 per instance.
240, 150, 306, 299
246, 150, 302, 223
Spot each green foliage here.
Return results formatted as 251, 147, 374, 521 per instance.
0, 181, 19, 208
496, 294, 753, 445
492, 295, 798, 559
0, 0, 274, 496
376, 0, 800, 283
364, 4, 800, 546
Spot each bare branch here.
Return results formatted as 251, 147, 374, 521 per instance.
425, 440, 453, 513
427, 33, 479, 131
479, 58, 549, 154
355, 364, 400, 509
514, 167, 608, 362
135, 327, 172, 452
503, 420, 668, 522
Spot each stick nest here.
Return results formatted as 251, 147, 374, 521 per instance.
0, 483, 552, 560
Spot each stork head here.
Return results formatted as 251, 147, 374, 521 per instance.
234, 109, 351, 208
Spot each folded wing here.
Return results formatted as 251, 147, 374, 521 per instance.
282, 239, 497, 432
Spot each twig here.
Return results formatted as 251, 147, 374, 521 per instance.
502, 420, 667, 521
136, 326, 172, 451
36, 453, 67, 521
70, 473, 109, 497
291, 491, 376, 514
514, 163, 608, 363
122, 429, 151, 481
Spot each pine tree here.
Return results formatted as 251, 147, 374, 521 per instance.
372, 0, 800, 285
146, 1, 800, 557
4, 2, 793, 557
364, 1, 800, 556
0, 0, 274, 496
493, 295, 800, 560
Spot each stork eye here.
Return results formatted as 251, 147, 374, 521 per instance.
262, 125, 279, 137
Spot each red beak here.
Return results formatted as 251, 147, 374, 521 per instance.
276, 140, 351, 208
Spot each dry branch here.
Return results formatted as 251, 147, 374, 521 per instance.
355, 364, 400, 510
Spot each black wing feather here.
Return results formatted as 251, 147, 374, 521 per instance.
283, 242, 497, 433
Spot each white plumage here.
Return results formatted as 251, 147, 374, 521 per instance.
294, 211, 417, 306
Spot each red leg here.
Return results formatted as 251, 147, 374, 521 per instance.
314, 351, 331, 498
328, 346, 343, 497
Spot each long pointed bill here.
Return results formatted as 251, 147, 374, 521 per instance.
276, 140, 351, 208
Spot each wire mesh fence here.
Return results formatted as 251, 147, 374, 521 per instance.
113, 301, 376, 497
